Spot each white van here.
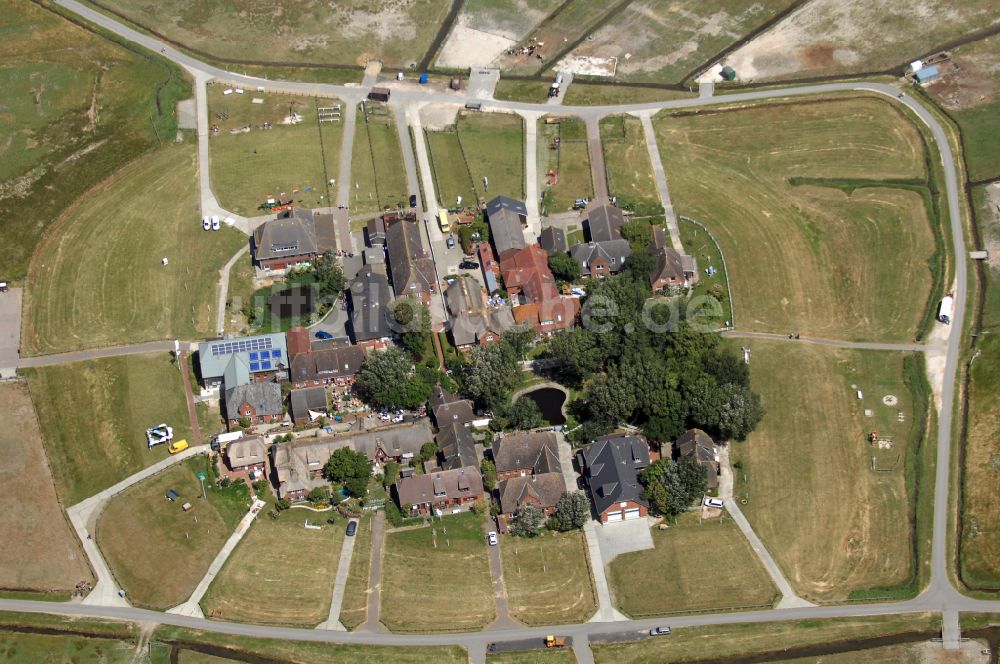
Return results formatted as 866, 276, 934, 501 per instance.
202, 216, 211, 230
211, 215, 221, 231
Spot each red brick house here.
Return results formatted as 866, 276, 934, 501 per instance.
288, 346, 366, 388
225, 382, 284, 429
394, 466, 484, 517
497, 473, 565, 532
499, 245, 579, 335
491, 431, 561, 480
225, 435, 268, 475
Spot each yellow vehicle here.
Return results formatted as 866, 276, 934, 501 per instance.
545, 636, 567, 648
168, 439, 189, 454
438, 210, 450, 233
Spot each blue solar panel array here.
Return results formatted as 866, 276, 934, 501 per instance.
272, 349, 282, 358
250, 362, 260, 371
261, 360, 272, 370
249, 352, 259, 360
210, 337, 273, 357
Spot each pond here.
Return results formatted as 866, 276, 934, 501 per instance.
518, 387, 567, 425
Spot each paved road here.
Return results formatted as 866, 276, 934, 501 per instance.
169, 499, 266, 618
358, 512, 387, 633
29, 0, 983, 652
0, 287, 22, 378
635, 111, 682, 251
317, 518, 359, 631
720, 330, 944, 352
585, 115, 609, 203
517, 110, 544, 236
17, 341, 181, 368
483, 521, 519, 630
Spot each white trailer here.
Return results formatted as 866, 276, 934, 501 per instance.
937, 295, 954, 324
212, 431, 245, 452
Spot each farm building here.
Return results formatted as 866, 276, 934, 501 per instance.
385, 217, 436, 301
348, 266, 394, 347
446, 276, 515, 349
914, 66, 939, 83
539, 226, 569, 255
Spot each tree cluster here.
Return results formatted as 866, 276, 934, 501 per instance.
640, 456, 707, 518
390, 297, 432, 361
548, 491, 590, 531
313, 250, 346, 299
354, 346, 433, 409
323, 447, 371, 499
509, 504, 546, 537
461, 339, 520, 410
548, 265, 763, 443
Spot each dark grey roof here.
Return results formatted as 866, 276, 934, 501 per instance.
651, 246, 686, 287
253, 208, 319, 261
225, 382, 284, 421
367, 217, 386, 245
580, 435, 650, 515
430, 386, 476, 427
385, 218, 436, 297
451, 307, 515, 347
289, 387, 328, 421
289, 346, 367, 384
676, 428, 716, 464
491, 431, 561, 475
539, 226, 569, 255
569, 239, 632, 276
585, 204, 625, 243
486, 196, 528, 258
349, 266, 394, 342
437, 421, 478, 470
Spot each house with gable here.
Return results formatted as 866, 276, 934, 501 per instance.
577, 434, 651, 523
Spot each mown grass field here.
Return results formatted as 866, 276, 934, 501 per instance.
487, 650, 578, 664
959, 185, 1000, 591
564, 85, 696, 107
541, 118, 593, 214
201, 509, 344, 626
207, 86, 342, 215
679, 218, 732, 327
380, 512, 494, 631
458, 112, 524, 202
732, 341, 924, 602
501, 530, 596, 625
23, 145, 246, 355
27, 353, 193, 505
98, 459, 242, 610
350, 105, 408, 213
0, 382, 93, 594
599, 115, 659, 212
339, 513, 374, 630
427, 129, 475, 208
590, 613, 940, 664
88, 0, 452, 68
608, 513, 777, 616
0, 0, 187, 281
568, 0, 796, 84
655, 97, 939, 342
0, 630, 139, 664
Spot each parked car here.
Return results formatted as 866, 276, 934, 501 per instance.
459, 260, 479, 270
704, 497, 724, 509
211, 215, 220, 231
346, 520, 358, 537
409, 194, 417, 208
315, 330, 334, 340
446, 235, 456, 249
202, 217, 211, 231
168, 439, 189, 454
649, 626, 671, 636
487, 531, 498, 546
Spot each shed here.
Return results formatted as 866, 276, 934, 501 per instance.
165, 489, 179, 501
368, 87, 391, 102
719, 65, 736, 81
450, 76, 462, 90
914, 66, 939, 83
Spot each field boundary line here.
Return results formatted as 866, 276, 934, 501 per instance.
416, 0, 462, 73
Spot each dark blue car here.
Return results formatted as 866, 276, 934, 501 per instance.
315, 330, 334, 340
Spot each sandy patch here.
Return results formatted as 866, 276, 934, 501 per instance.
437, 24, 515, 68
419, 103, 462, 130
556, 54, 617, 77
718, 0, 1000, 81
983, 182, 1000, 270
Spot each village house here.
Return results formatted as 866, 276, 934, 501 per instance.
445, 276, 515, 349
675, 428, 720, 490
225, 382, 284, 429
491, 431, 561, 480
499, 244, 578, 335
477, 242, 501, 293
394, 466, 484, 517
429, 386, 476, 428
285, 329, 366, 387
348, 266, 394, 348
538, 226, 568, 255
485, 196, 529, 259
578, 434, 651, 524
569, 240, 632, 279
198, 333, 288, 388
385, 216, 436, 302
224, 435, 268, 478
497, 473, 566, 531
649, 226, 698, 292
289, 386, 328, 425
436, 421, 478, 470
251, 208, 337, 272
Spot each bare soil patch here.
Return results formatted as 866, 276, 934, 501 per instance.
0, 382, 93, 593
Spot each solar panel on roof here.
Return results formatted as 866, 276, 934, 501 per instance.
261, 360, 271, 370
249, 362, 260, 371
249, 352, 259, 360
272, 349, 281, 358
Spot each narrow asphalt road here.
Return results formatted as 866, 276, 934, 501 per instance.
720, 330, 944, 352
17, 341, 181, 368
585, 115, 609, 203
635, 111, 682, 251
358, 512, 387, 633
27, 0, 981, 651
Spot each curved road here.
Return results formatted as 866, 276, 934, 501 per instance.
21, 0, 985, 652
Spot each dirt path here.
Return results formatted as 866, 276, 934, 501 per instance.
359, 511, 388, 633
179, 349, 203, 445
585, 115, 609, 203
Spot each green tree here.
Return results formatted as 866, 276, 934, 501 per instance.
549, 252, 581, 282
549, 327, 603, 386
383, 460, 400, 487
640, 457, 707, 518
324, 447, 371, 484
345, 476, 369, 499
307, 486, 329, 504
481, 458, 497, 491
503, 324, 537, 361
462, 342, 518, 409
418, 442, 439, 463
391, 297, 431, 360
313, 250, 346, 298
355, 346, 431, 409
550, 491, 590, 531
510, 504, 545, 537
508, 397, 543, 430
717, 384, 764, 441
